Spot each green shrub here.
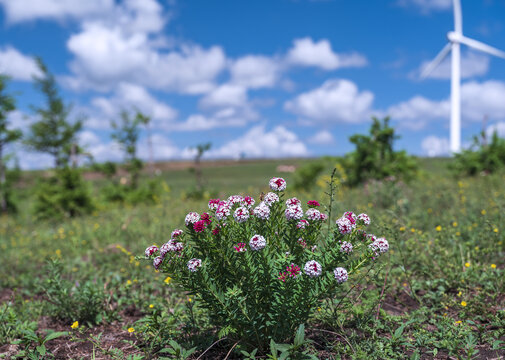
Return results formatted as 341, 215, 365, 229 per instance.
343, 117, 417, 186
293, 161, 325, 190
33, 167, 94, 220
141, 176, 390, 350
451, 131, 505, 176
42, 260, 111, 325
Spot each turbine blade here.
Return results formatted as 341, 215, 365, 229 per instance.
453, 0, 462, 34
420, 43, 452, 79
459, 36, 505, 59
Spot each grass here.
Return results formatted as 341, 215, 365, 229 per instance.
0, 157, 504, 359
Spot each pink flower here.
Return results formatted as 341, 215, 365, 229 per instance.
297, 237, 307, 248
278, 272, 288, 282
286, 263, 301, 278
215, 202, 231, 220
212, 226, 220, 236
201, 212, 212, 225
269, 177, 287, 191
307, 200, 320, 208
319, 213, 328, 221
234, 242, 247, 252
343, 211, 357, 226
144, 245, 158, 257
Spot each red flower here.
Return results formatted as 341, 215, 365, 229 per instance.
201, 212, 212, 225
307, 200, 320, 208
193, 220, 206, 232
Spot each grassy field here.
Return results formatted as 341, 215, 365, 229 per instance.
1, 158, 504, 359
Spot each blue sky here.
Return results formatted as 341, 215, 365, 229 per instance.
1, 0, 505, 168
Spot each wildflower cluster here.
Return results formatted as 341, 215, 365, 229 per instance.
141, 176, 390, 348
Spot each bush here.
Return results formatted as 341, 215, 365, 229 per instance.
141, 176, 390, 350
292, 161, 325, 190
42, 260, 111, 325
343, 117, 417, 186
33, 167, 94, 220
451, 131, 505, 176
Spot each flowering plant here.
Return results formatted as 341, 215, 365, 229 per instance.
142, 176, 389, 349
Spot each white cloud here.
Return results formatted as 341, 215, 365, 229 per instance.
0, 46, 42, 81
0, 0, 114, 23
284, 79, 374, 123
418, 51, 490, 80
308, 130, 334, 144
387, 95, 450, 129
396, 0, 452, 14
486, 122, 505, 138
230, 55, 281, 89
421, 136, 450, 157
286, 37, 367, 70
138, 134, 179, 160
66, 22, 226, 94
389, 80, 505, 128
199, 84, 248, 108
90, 82, 178, 129
208, 125, 308, 159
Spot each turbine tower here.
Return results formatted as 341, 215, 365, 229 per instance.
421, 0, 505, 154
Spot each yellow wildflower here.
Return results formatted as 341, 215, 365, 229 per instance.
491, 264, 497, 269
164, 276, 172, 284
461, 301, 467, 307
126, 279, 132, 285
149, 304, 154, 308
494, 228, 498, 233
465, 262, 470, 268
452, 222, 458, 227
399, 227, 405, 232
71, 321, 79, 329
436, 225, 442, 232
481, 209, 486, 215
128, 327, 135, 333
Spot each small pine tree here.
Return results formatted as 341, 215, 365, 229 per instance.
343, 116, 417, 186
25, 58, 83, 168
111, 109, 146, 189
0, 75, 22, 214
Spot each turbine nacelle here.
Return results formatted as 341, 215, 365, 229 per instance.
446, 31, 462, 43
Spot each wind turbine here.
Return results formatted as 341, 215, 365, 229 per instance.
420, 0, 505, 154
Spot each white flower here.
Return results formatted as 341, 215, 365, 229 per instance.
269, 177, 287, 191
185, 212, 200, 226
304, 260, 322, 277
144, 245, 158, 257
357, 213, 371, 226
233, 206, 250, 223
336, 217, 353, 234
340, 241, 353, 254
187, 258, 202, 272
373, 237, 389, 253
215, 202, 231, 220
160, 240, 184, 257
297, 220, 309, 229
286, 197, 301, 207
285, 205, 303, 221
227, 195, 244, 206
242, 196, 255, 208
263, 192, 279, 206
153, 256, 163, 269
333, 267, 348, 283
253, 202, 270, 220
208, 199, 221, 211
306, 208, 321, 221
171, 229, 183, 238
249, 234, 267, 251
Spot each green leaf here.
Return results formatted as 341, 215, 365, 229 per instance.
44, 331, 69, 343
